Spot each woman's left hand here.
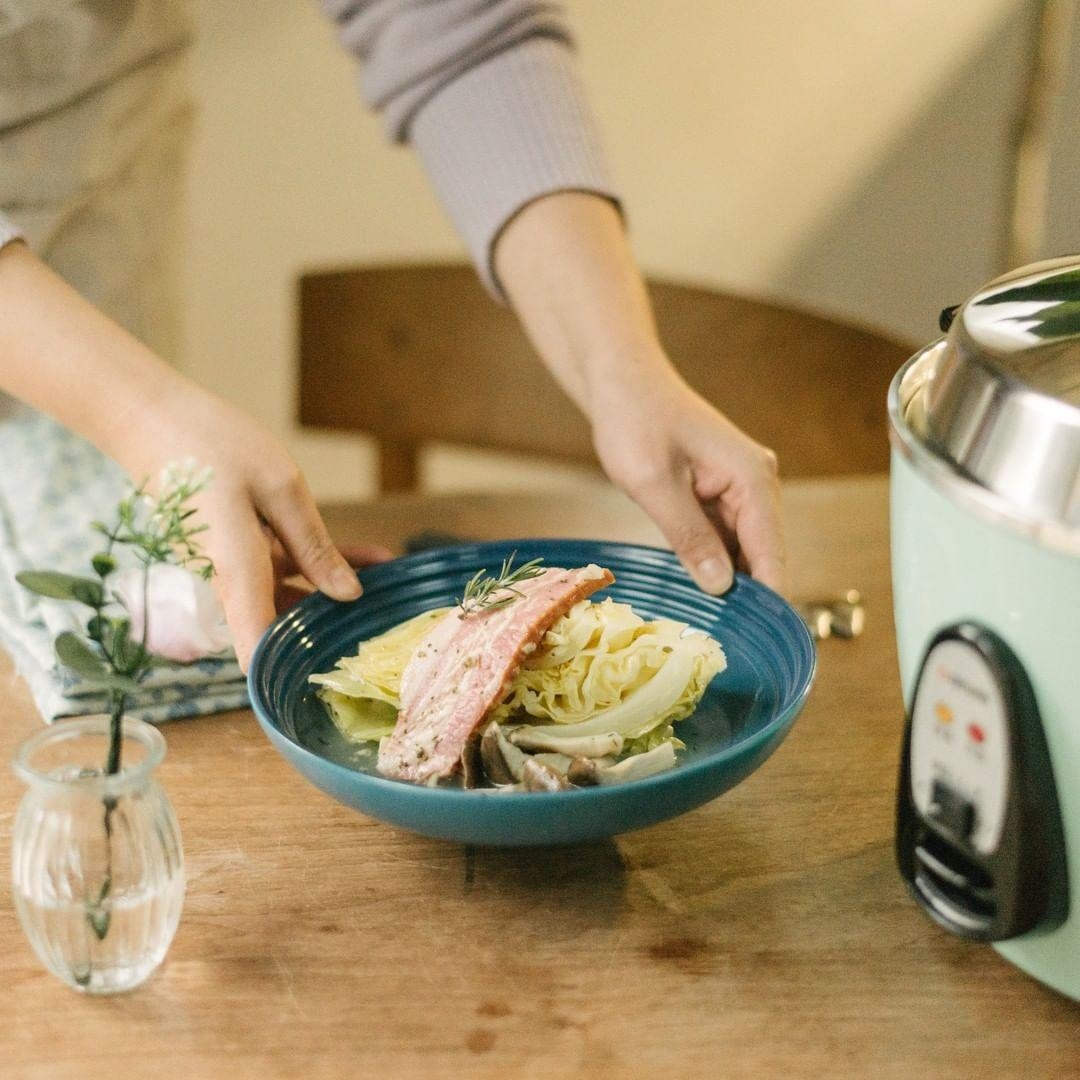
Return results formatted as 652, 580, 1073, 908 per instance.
492, 192, 787, 598
590, 365, 786, 597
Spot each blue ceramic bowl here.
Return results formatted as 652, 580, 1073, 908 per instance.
248, 539, 816, 846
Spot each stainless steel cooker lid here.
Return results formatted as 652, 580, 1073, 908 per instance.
891, 255, 1080, 553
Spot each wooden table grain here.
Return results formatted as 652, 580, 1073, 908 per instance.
1, 476, 1077, 1079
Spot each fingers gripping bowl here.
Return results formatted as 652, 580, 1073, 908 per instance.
248, 540, 816, 846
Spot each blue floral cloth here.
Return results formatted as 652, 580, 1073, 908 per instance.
0, 406, 248, 723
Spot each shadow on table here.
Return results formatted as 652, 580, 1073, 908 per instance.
458, 840, 628, 939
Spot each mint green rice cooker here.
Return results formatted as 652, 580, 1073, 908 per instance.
889, 255, 1080, 1001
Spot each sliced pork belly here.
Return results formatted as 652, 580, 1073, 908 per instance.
377, 564, 614, 783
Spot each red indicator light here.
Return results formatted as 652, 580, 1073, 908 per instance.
967, 723, 986, 744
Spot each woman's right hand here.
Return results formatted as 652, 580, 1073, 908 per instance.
0, 242, 389, 671
122, 380, 392, 671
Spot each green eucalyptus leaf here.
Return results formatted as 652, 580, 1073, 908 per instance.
54, 633, 140, 691
127, 644, 151, 673
102, 669, 141, 693
16, 571, 103, 606
112, 620, 149, 675
71, 580, 105, 606
111, 622, 131, 671
55, 632, 109, 681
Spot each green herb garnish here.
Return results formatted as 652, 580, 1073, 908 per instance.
457, 553, 545, 618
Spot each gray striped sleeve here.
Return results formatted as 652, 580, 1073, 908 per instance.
320, 0, 620, 297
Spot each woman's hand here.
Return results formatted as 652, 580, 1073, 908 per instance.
269, 535, 393, 614
0, 243, 391, 671
125, 381, 393, 670
590, 365, 785, 595
493, 191, 788, 597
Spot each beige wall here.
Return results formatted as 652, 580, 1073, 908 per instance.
183, 0, 1073, 501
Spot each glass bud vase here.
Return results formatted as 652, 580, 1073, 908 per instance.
11, 716, 185, 994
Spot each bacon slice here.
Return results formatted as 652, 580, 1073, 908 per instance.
377, 564, 614, 783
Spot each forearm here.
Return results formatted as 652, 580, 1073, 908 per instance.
494, 191, 785, 595
0, 242, 191, 475
492, 191, 675, 417
321, 1, 618, 296
0, 243, 369, 667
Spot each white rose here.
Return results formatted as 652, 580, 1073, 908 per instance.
108, 564, 232, 663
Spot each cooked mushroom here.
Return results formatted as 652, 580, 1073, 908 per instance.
474, 722, 676, 791
479, 721, 527, 786
508, 728, 624, 758
459, 733, 484, 789
566, 756, 601, 786
522, 758, 569, 792
594, 741, 677, 785
533, 752, 574, 775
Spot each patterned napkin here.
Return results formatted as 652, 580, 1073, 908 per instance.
0, 405, 248, 722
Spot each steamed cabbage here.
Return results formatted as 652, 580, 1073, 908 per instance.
312, 607, 447, 742
310, 598, 726, 752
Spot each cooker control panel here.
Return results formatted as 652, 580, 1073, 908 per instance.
896, 623, 1068, 942
909, 638, 1009, 856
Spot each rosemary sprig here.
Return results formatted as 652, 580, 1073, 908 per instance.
457, 553, 545, 618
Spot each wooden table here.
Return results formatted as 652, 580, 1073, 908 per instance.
2, 476, 1078, 1078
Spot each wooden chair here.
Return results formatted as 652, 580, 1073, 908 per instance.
297, 263, 914, 492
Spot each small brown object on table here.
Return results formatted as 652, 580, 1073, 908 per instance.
1, 477, 1077, 1078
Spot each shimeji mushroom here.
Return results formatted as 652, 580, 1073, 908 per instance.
569, 742, 678, 786
596, 741, 677, 783
468, 720, 679, 791
478, 721, 528, 786
521, 758, 569, 792
508, 728, 624, 758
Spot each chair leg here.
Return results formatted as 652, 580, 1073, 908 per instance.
379, 439, 421, 493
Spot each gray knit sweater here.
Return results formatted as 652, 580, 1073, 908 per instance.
0, 0, 617, 295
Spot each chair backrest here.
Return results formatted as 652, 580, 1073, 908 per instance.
298, 263, 914, 492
